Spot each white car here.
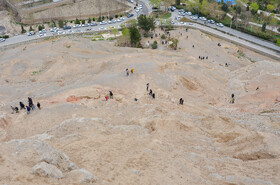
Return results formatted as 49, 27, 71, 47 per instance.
216, 23, 224, 27
186, 12, 192, 16
208, 19, 215, 24
176, 16, 182, 20
0, 38, 5, 42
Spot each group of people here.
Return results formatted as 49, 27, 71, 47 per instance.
105, 91, 114, 101
146, 83, 155, 99
199, 56, 208, 60
11, 97, 41, 115
125, 68, 134, 76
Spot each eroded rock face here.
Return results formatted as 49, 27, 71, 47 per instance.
31, 162, 63, 179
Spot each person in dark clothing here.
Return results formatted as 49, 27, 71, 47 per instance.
149, 89, 153, 96
15, 107, 19, 113
152, 93, 155, 99
146, 83, 149, 91
28, 97, 34, 108
37, 102, 41, 110
192, 45, 194, 48
126, 69, 129, 76
19, 102, 25, 110
256, 86, 259, 91
199, 56, 200, 59
232, 94, 234, 98
225, 63, 228, 67
181, 99, 184, 105
109, 91, 113, 99
26, 106, 31, 114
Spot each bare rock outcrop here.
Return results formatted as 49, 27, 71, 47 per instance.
65, 169, 97, 184
31, 162, 63, 179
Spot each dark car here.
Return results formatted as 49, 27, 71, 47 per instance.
127, 13, 134, 18
90, 22, 98, 26
63, 26, 71, 30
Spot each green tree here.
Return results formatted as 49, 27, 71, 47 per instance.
58, 20, 64, 28
137, 15, 155, 33
88, 18, 92, 23
82, 20, 86, 24
176, 0, 180, 5
92, 17, 96, 21
152, 40, 158, 49
266, 4, 274, 12
129, 27, 141, 46
21, 25, 26, 34
150, 0, 161, 8
75, 18, 80, 24
277, 38, 280, 47
250, 3, 259, 14
29, 26, 34, 32
236, 6, 242, 15
98, 17, 102, 22
222, 3, 229, 12
201, 0, 209, 15
262, 22, 266, 32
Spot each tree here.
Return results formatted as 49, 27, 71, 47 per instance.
150, 0, 161, 8
82, 20, 86, 24
152, 40, 158, 49
169, 37, 179, 50
88, 18, 92, 23
21, 25, 26, 34
277, 38, 280, 47
29, 26, 34, 32
129, 27, 141, 46
262, 22, 266, 32
236, 6, 241, 15
58, 20, 64, 28
75, 18, 80, 24
137, 15, 155, 33
250, 3, 259, 14
176, 0, 180, 5
266, 4, 274, 12
201, 0, 209, 15
222, 3, 229, 12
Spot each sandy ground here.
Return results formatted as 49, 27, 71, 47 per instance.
0, 10, 21, 36
0, 28, 280, 185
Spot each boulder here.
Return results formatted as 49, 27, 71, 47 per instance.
31, 162, 63, 179
66, 169, 97, 183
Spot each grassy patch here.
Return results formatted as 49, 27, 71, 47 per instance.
162, 13, 171, 19
32, 70, 41, 76
237, 49, 245, 58
66, 45, 71, 48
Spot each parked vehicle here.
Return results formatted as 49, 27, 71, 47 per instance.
127, 13, 134, 18
63, 26, 71, 30
0, 38, 5, 42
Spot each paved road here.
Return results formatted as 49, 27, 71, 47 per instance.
172, 10, 280, 53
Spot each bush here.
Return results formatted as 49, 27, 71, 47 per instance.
3, 35, 9, 39
152, 40, 157, 49
88, 18, 92, 23
98, 17, 102, 22
21, 25, 26, 34
82, 20, 85, 24
58, 20, 64, 28
75, 18, 80, 24
161, 34, 166, 39
222, 4, 229, 12
115, 14, 118, 18
29, 26, 34, 32
277, 39, 280, 47
92, 17, 95, 21
102, 16, 105, 20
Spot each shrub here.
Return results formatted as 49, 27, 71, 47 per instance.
152, 40, 157, 49
98, 17, 102, 22
161, 34, 166, 39
82, 20, 86, 24
75, 18, 80, 24
277, 39, 280, 47
58, 20, 64, 28
92, 17, 95, 21
21, 25, 26, 34
115, 14, 118, 18
88, 18, 92, 23
3, 35, 9, 39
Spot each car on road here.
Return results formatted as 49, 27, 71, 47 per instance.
27, 31, 35, 36
100, 21, 107, 25
0, 38, 5, 42
186, 12, 192, 16
176, 16, 182, 20
199, 17, 207, 21
63, 25, 71, 30
128, 0, 134, 3
91, 22, 98, 26
111, 19, 117, 23
216, 23, 224, 27
189, 22, 193, 25
208, 19, 215, 24
127, 13, 134, 18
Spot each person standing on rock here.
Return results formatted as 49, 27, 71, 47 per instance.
146, 83, 149, 91
109, 91, 113, 99
19, 102, 25, 110
152, 93, 155, 99
26, 106, 31, 114
149, 89, 153, 96
37, 102, 41, 110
